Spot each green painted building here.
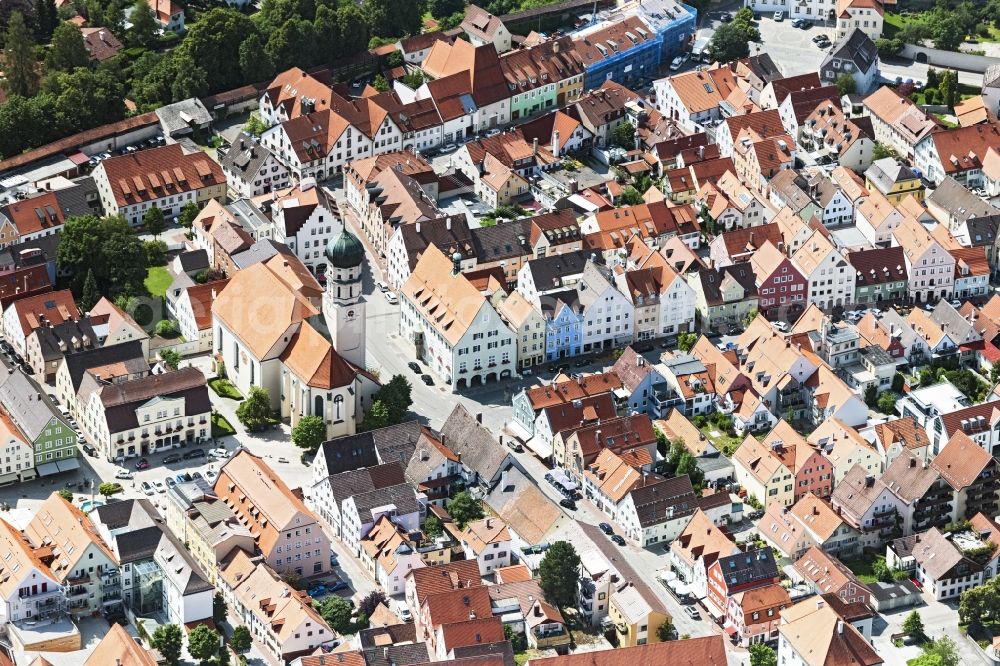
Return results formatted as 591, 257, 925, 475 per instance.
0, 363, 78, 476
847, 247, 909, 305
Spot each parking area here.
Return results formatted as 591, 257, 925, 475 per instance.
754, 15, 833, 77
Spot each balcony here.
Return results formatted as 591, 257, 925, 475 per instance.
66, 586, 88, 599
67, 572, 90, 585
532, 625, 571, 649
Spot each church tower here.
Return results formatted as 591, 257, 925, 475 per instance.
323, 227, 366, 368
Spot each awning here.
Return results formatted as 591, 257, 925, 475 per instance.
704, 601, 725, 620
524, 436, 553, 460
56, 459, 81, 473
36, 463, 59, 476
724, 624, 737, 636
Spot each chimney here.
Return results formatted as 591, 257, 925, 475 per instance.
837, 620, 844, 634
476, 412, 483, 424
416, 221, 421, 234
551, 130, 561, 158
816, 599, 824, 609
446, 217, 452, 231
533, 138, 538, 156
451, 251, 462, 277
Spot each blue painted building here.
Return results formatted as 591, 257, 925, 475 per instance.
540, 290, 583, 361
572, 0, 697, 90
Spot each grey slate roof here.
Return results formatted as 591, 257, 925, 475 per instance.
352, 482, 420, 522
440, 404, 512, 484
319, 421, 421, 476
927, 176, 1000, 222
821, 28, 878, 77
715, 548, 778, 587
523, 251, 594, 293
219, 134, 279, 183
362, 642, 430, 666
29, 317, 100, 363
471, 219, 531, 264
577, 261, 617, 309
100, 367, 211, 433
627, 475, 697, 528
865, 158, 916, 195
327, 461, 408, 505
451, 642, 515, 666
0, 359, 68, 441
60, 340, 147, 393
230, 239, 296, 270
176, 249, 209, 274
155, 98, 212, 137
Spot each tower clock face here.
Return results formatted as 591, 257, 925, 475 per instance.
347, 310, 355, 319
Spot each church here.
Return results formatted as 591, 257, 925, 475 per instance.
211, 227, 379, 439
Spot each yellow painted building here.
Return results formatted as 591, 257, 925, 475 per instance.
865, 157, 924, 204
609, 584, 670, 647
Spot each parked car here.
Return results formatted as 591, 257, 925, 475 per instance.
669, 54, 688, 71
330, 554, 339, 567
812, 33, 829, 44
773, 10, 783, 20
328, 580, 349, 593
573, 358, 589, 368
441, 143, 457, 153
610, 534, 626, 546
421, 374, 434, 386
791, 17, 810, 28
175, 473, 191, 483
484, 128, 502, 138
192, 472, 204, 480
685, 605, 701, 620
162, 453, 181, 464
115, 469, 134, 480
407, 361, 422, 373
599, 522, 614, 535
559, 498, 577, 510
165, 477, 177, 488
384, 292, 398, 305
208, 448, 229, 459
140, 481, 154, 496
507, 440, 523, 452
182, 448, 205, 460
135, 458, 150, 470
375, 281, 388, 292
719, 11, 732, 20
205, 469, 218, 481
773, 321, 790, 332
82, 443, 97, 457
153, 480, 165, 493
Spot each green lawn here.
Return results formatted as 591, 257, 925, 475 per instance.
883, 12, 921, 39
208, 377, 244, 400
144, 266, 172, 297
211, 413, 236, 438
842, 557, 880, 585
699, 426, 742, 457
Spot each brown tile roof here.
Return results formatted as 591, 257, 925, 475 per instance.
788, 494, 846, 542
280, 320, 362, 390
732, 582, 791, 616
9, 289, 79, 337
527, 636, 727, 666
778, 597, 882, 666
723, 109, 784, 145
401, 245, 492, 346
880, 450, 941, 502
572, 16, 658, 67
665, 68, 736, 114
183, 278, 228, 331
439, 617, 506, 653
939, 401, 1000, 441
1, 192, 66, 235
0, 265, 50, 310
847, 246, 907, 287
566, 414, 656, 462
931, 123, 1000, 176
522, 372, 622, 410
794, 546, 868, 599
670, 509, 737, 569
873, 417, 930, 455
25, 493, 116, 580
540, 393, 616, 438
863, 86, 937, 145
768, 73, 822, 104
717, 223, 783, 261
423, 586, 493, 628
407, 560, 482, 601
950, 246, 991, 278
931, 430, 994, 491
98, 143, 223, 208
83, 623, 156, 666
80, 27, 122, 62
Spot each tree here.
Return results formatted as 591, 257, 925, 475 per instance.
748, 643, 777, 666
919, 637, 960, 666
145, 239, 167, 266
57, 215, 148, 298
992, 359, 1000, 386
155, 319, 178, 337
151, 624, 183, 666
902, 610, 925, 640
159, 348, 180, 370
362, 0, 425, 38
57, 488, 73, 501
617, 186, 644, 207
80, 268, 100, 312
939, 69, 958, 108
863, 384, 877, 408
35, 0, 57, 40
178, 202, 200, 228
358, 590, 387, 618
316, 595, 355, 633
292, 415, 326, 454
374, 374, 413, 424
46, 21, 89, 72
187, 624, 220, 665
708, 17, 759, 64
238, 32, 273, 84
98, 482, 123, 497
4, 12, 39, 97
236, 386, 272, 431
424, 514, 443, 538
931, 14, 963, 52
877, 391, 897, 415
675, 454, 705, 491
677, 332, 696, 352
143, 206, 165, 237
926, 67, 940, 90
875, 37, 903, 56
447, 490, 484, 528
612, 121, 635, 150
655, 618, 675, 642
213, 592, 227, 624
360, 400, 390, 431
229, 625, 251, 654
872, 143, 897, 161
428, 0, 464, 18
128, 0, 158, 48
244, 113, 268, 138
834, 72, 857, 96
538, 541, 580, 608
372, 73, 389, 92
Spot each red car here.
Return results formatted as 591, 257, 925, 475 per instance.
135, 458, 150, 470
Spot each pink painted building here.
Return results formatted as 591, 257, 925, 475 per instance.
762, 421, 833, 501
749, 241, 809, 320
